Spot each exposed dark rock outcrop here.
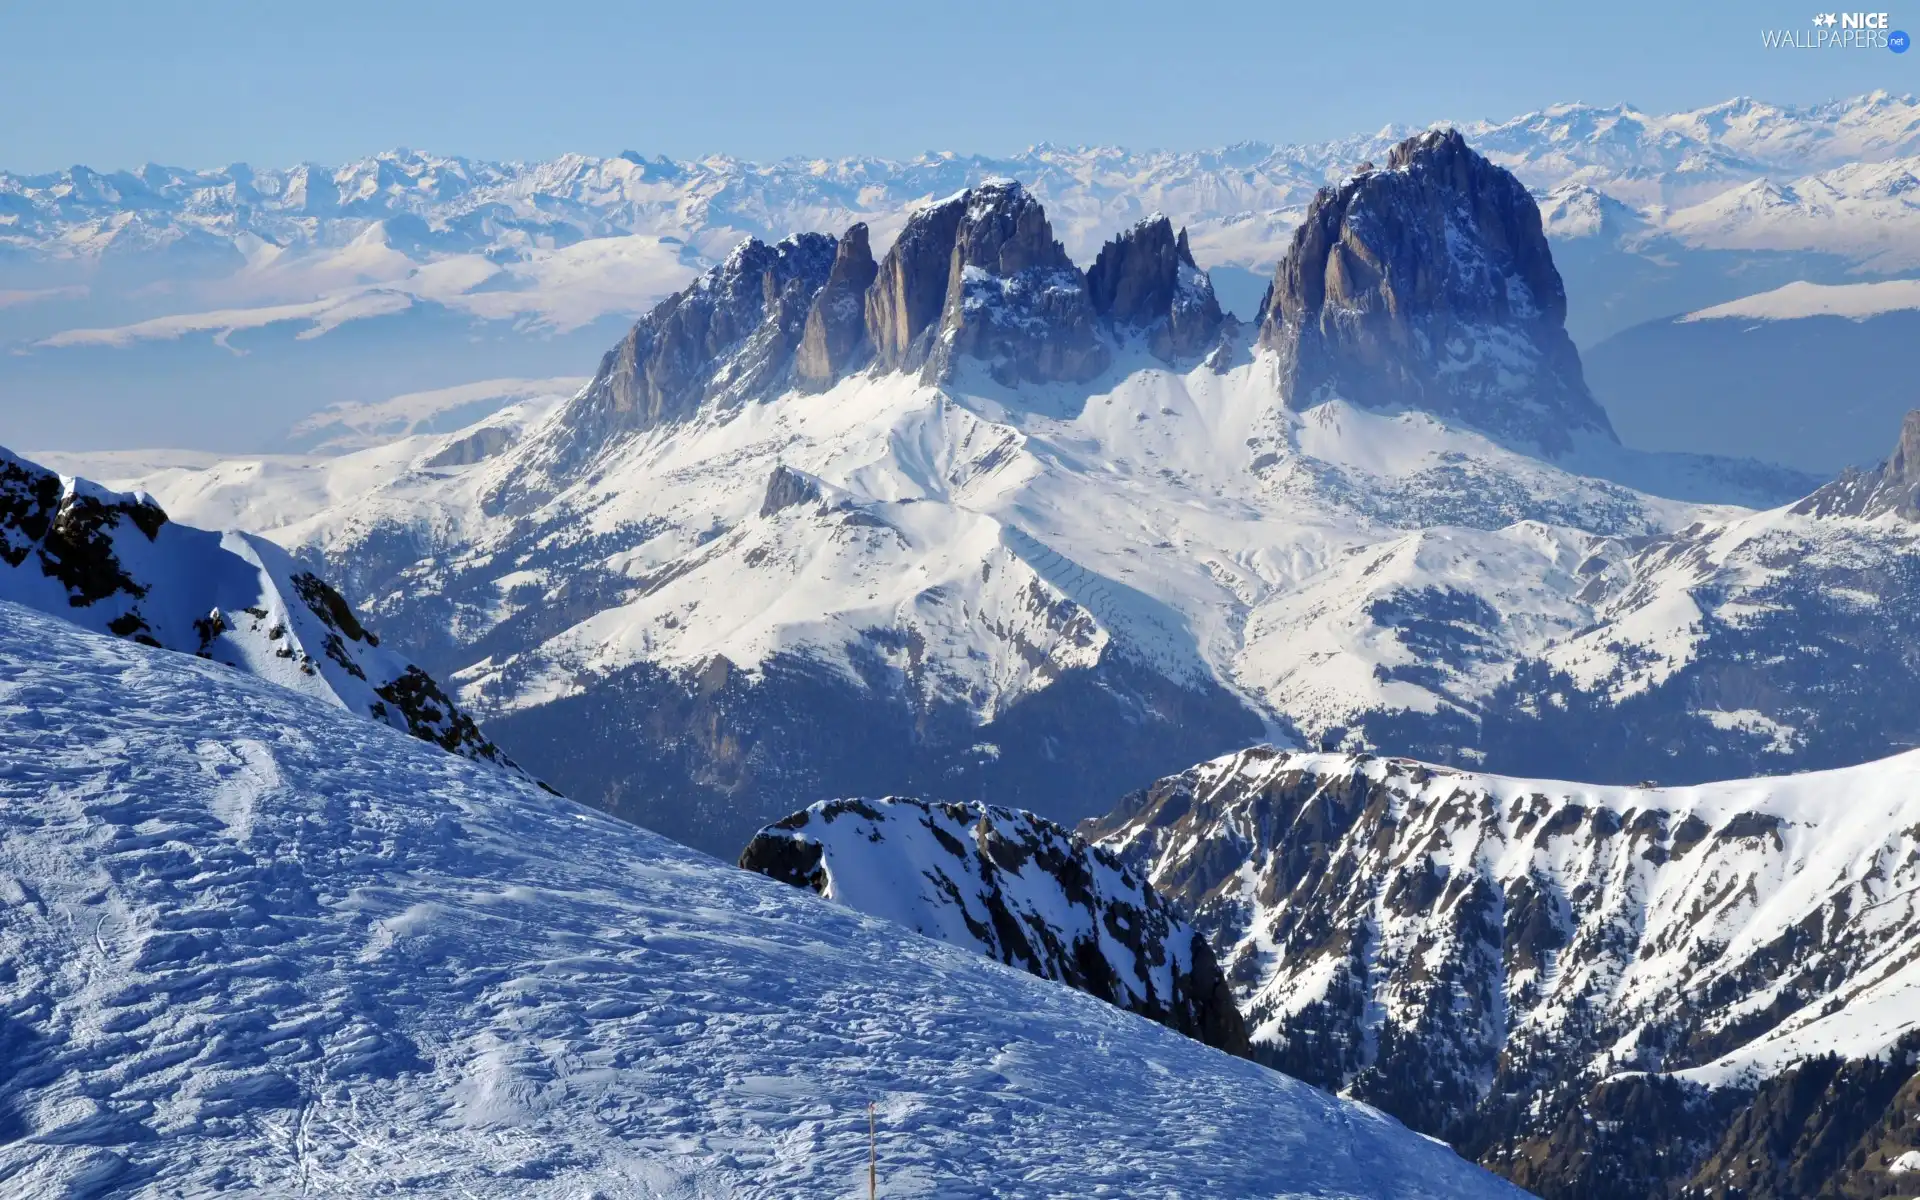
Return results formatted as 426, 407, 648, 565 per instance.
1497, 1035, 1920, 1199
864, 181, 1112, 387
921, 181, 1110, 386
1087, 215, 1225, 360
795, 222, 878, 389
759, 464, 824, 517
741, 796, 1249, 1057
1258, 128, 1612, 455
1, 449, 165, 641
866, 193, 970, 373
527, 180, 1130, 485
0, 445, 519, 774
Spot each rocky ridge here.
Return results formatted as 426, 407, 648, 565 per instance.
1088, 214, 1230, 361
518, 179, 1224, 485
527, 233, 837, 483
740, 796, 1249, 1057
0, 445, 514, 770
1084, 745, 1920, 1198
1259, 129, 1612, 455
1792, 408, 1920, 520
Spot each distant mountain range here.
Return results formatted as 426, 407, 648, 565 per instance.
6, 92, 1920, 464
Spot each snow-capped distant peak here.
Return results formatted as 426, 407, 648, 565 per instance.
1681, 277, 1920, 322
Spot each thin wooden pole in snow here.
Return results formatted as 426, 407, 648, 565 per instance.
868, 1102, 877, 1199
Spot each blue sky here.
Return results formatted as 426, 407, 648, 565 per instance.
1, 0, 1915, 170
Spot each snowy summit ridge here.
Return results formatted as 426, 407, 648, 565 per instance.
1087, 745, 1920, 1196
0, 445, 514, 771
741, 796, 1250, 1057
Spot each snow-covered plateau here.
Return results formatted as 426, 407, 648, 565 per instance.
0, 599, 1526, 1199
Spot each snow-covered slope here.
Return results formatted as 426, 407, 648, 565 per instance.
1086, 744, 1920, 1197
739, 796, 1248, 1056
0, 445, 513, 770
0, 599, 1526, 1199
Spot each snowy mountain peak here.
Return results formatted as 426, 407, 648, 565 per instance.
740, 795, 1250, 1057
1086, 213, 1228, 360
1259, 127, 1614, 456
521, 230, 837, 484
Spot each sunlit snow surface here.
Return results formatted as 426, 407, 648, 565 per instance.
0, 600, 1522, 1198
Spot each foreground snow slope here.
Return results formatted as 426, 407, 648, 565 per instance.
0, 600, 1522, 1199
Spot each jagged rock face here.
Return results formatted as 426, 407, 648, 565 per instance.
863, 182, 1110, 387
1258, 129, 1612, 455
795, 222, 878, 390
927, 182, 1110, 386
537, 233, 837, 476
1792, 407, 1920, 519
1087, 215, 1225, 360
1084, 746, 1920, 1198
758, 464, 824, 516
1, 449, 167, 640
0, 446, 518, 773
866, 194, 969, 372
740, 796, 1249, 1057
533, 181, 1117, 477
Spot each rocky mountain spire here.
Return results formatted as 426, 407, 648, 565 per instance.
1792, 408, 1920, 518
922, 181, 1110, 386
1087, 214, 1226, 360
866, 194, 969, 372
865, 181, 1110, 387
531, 232, 837, 477
794, 222, 879, 390
1258, 128, 1613, 455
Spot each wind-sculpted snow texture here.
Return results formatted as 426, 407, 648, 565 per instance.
1086, 746, 1920, 1197
740, 797, 1249, 1056
0, 600, 1528, 1200
0, 446, 512, 770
